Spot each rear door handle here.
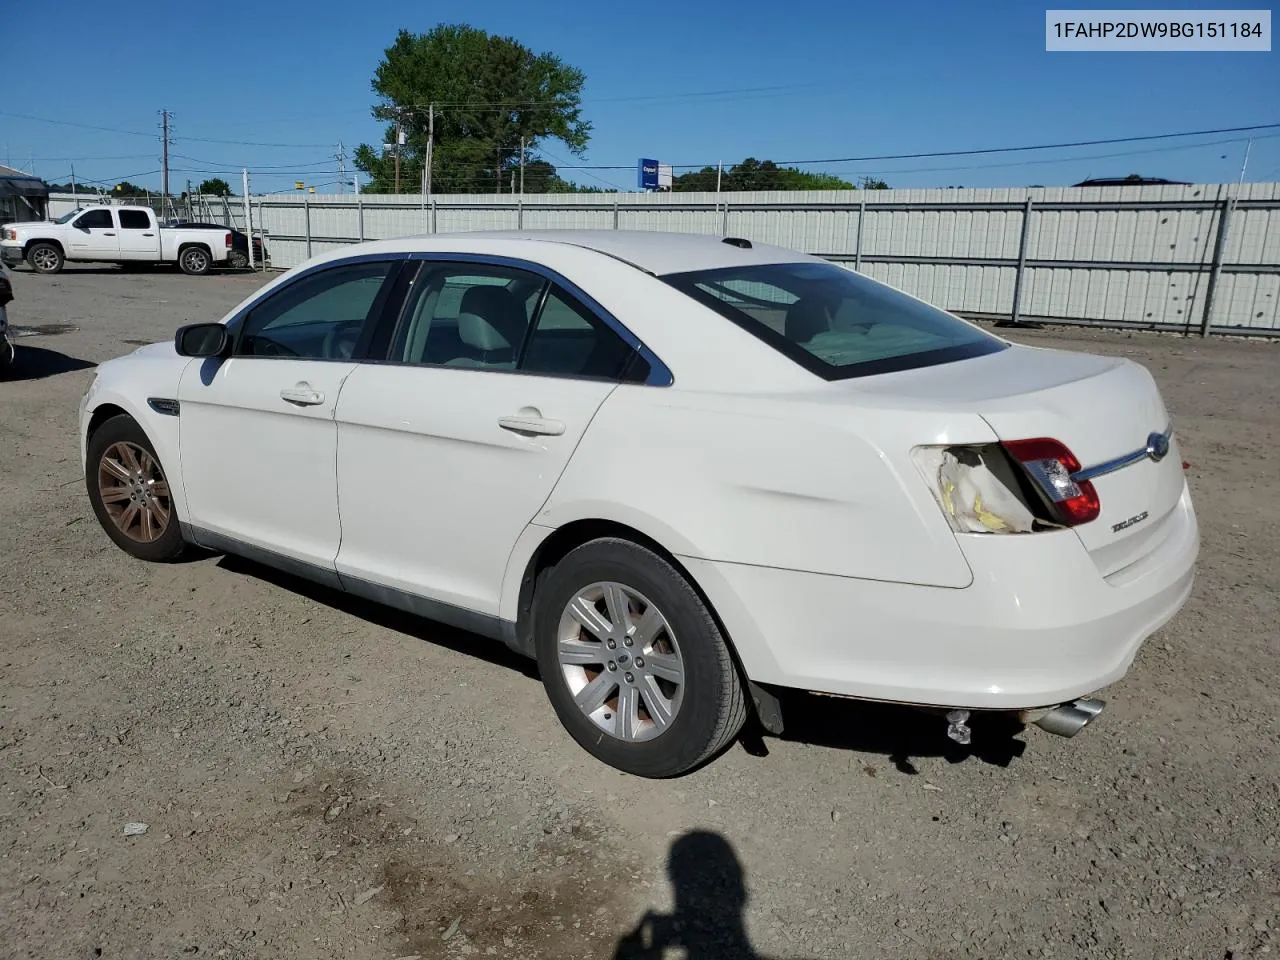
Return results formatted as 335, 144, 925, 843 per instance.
142, 232, 155, 237
103, 232, 116, 236
498, 414, 565, 436
280, 383, 324, 406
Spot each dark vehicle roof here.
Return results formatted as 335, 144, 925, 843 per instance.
1071, 176, 1190, 187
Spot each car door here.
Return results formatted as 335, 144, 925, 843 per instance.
116, 208, 159, 259
333, 258, 649, 617
176, 256, 404, 573
66, 208, 119, 259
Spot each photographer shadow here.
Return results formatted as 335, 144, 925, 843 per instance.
614, 830, 814, 960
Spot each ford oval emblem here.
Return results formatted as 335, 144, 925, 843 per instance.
1146, 432, 1170, 463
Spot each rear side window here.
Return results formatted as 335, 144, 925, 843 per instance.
74, 209, 114, 229
522, 287, 638, 380
118, 210, 151, 230
663, 261, 1006, 380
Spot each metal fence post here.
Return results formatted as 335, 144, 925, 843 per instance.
854, 197, 866, 271
304, 192, 312, 259
257, 197, 265, 270
1007, 197, 1034, 326
430, 198, 437, 234
517, 198, 523, 230
613, 196, 619, 230
357, 193, 364, 243
721, 198, 730, 236
1199, 196, 1235, 337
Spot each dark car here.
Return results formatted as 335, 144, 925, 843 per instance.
164, 221, 267, 268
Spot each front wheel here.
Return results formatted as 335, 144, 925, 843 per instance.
85, 414, 186, 562
533, 538, 746, 777
0, 338, 13, 379
26, 242, 63, 274
178, 246, 211, 275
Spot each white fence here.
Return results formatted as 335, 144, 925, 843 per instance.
48, 182, 1280, 335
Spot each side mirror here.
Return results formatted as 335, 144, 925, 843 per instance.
175, 322, 230, 358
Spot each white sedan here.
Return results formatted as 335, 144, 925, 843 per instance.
79, 231, 1198, 777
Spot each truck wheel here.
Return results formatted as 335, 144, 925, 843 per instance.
228, 251, 249, 270
179, 246, 211, 276
27, 242, 63, 274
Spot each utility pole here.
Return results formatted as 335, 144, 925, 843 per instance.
336, 141, 347, 195
159, 109, 172, 202
70, 163, 77, 207
425, 104, 434, 201
393, 109, 403, 194
519, 137, 525, 195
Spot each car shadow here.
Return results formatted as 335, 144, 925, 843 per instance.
2, 345, 96, 381
207, 554, 1024, 772
614, 829, 814, 960
742, 689, 1027, 773
213, 553, 540, 679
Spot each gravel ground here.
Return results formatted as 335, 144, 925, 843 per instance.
1, 265, 1277, 960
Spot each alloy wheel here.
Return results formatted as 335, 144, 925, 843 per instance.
556, 581, 685, 742
97, 441, 171, 543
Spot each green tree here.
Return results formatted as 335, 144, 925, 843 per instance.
354, 24, 590, 194
858, 176, 890, 190
671, 159, 857, 192
197, 177, 233, 197
111, 181, 149, 198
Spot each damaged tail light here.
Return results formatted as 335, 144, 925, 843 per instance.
915, 437, 1100, 534
1002, 438, 1100, 526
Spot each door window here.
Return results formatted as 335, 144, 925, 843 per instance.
118, 210, 151, 230
74, 209, 114, 229
395, 262, 642, 380
236, 260, 397, 360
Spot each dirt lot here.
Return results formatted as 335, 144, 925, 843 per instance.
1, 265, 1277, 960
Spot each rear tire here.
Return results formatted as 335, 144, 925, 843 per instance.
228, 251, 249, 270
533, 538, 746, 777
178, 245, 211, 276
26, 242, 63, 274
85, 414, 186, 562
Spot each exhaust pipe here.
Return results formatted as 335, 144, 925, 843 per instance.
1033, 697, 1105, 737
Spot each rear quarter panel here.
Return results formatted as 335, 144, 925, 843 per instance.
534, 384, 996, 589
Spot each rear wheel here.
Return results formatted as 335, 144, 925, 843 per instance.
26, 242, 63, 274
228, 250, 249, 270
178, 246, 211, 275
85, 414, 185, 562
533, 538, 746, 777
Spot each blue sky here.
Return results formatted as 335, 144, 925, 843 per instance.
3, 0, 1277, 193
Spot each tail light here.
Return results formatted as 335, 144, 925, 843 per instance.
225, 232, 233, 248
1002, 438, 1100, 526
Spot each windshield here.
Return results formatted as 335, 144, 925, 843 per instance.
663, 260, 1006, 380
55, 209, 84, 224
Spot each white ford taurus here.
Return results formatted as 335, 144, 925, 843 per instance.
79, 231, 1198, 776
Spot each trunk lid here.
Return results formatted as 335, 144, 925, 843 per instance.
848, 343, 1187, 576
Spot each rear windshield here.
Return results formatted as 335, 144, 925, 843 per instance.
663, 261, 1006, 380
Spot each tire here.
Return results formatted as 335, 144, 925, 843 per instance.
0, 340, 13, 380
85, 414, 186, 562
228, 251, 249, 270
178, 245, 211, 276
533, 538, 747, 777
26, 242, 63, 274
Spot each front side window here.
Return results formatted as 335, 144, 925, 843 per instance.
118, 210, 151, 230
74, 209, 114, 230
663, 261, 1006, 380
236, 260, 396, 360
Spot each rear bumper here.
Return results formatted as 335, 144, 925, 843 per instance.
683, 485, 1198, 710
1, 244, 25, 266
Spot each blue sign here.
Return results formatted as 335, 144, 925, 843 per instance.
638, 158, 659, 190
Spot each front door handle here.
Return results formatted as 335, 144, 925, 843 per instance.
280, 383, 324, 406
498, 413, 565, 436
103, 232, 116, 236
142, 232, 155, 237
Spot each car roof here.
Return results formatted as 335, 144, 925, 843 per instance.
417, 230, 821, 276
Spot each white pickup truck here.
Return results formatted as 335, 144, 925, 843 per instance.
1, 205, 234, 275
